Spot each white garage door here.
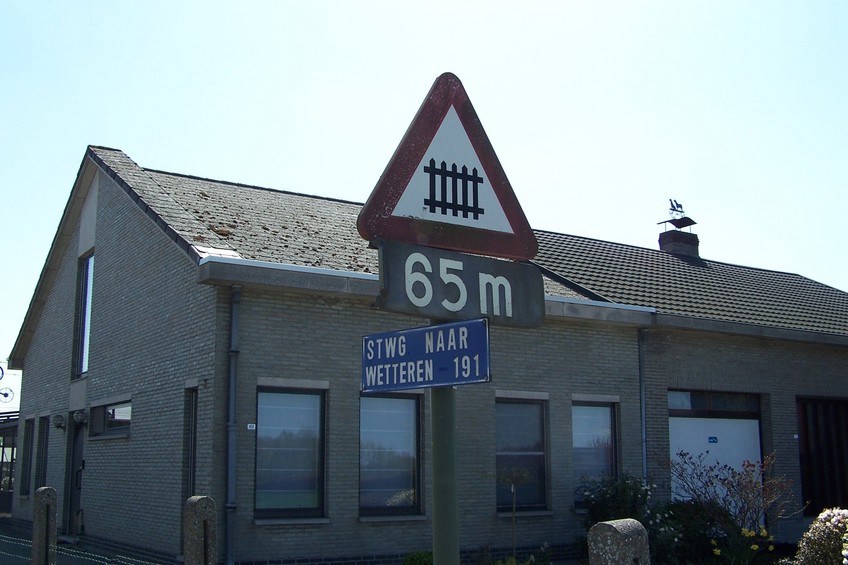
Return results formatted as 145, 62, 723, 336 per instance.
669, 416, 761, 498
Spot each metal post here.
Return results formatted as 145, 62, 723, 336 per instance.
431, 385, 459, 564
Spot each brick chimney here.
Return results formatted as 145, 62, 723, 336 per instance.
659, 229, 700, 257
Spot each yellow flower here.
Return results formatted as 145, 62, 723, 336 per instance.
759, 528, 768, 537
768, 545, 775, 552
710, 539, 717, 546
713, 548, 721, 556
751, 544, 759, 551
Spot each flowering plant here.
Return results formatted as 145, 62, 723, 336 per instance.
710, 526, 775, 564
670, 451, 799, 563
842, 527, 848, 565
577, 473, 681, 563
789, 508, 848, 565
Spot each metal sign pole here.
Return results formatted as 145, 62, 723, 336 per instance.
431, 385, 459, 565
358, 73, 543, 565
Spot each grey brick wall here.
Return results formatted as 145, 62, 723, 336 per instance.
641, 327, 848, 541
225, 287, 644, 561
15, 170, 219, 555
15, 217, 82, 522
76, 170, 219, 553
14, 163, 848, 562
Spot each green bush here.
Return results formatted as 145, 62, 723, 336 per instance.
842, 528, 848, 563
402, 550, 433, 565
670, 451, 799, 563
577, 473, 681, 564
665, 500, 726, 564
494, 558, 528, 565
787, 508, 848, 565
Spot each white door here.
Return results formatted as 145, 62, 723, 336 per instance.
669, 416, 761, 498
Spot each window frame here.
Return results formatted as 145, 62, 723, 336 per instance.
359, 393, 422, 517
72, 253, 94, 379
668, 389, 760, 419
254, 388, 326, 520
34, 416, 49, 489
183, 388, 198, 500
89, 399, 132, 438
19, 418, 34, 496
572, 402, 619, 483
495, 395, 549, 513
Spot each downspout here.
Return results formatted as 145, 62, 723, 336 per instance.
638, 328, 648, 479
226, 286, 241, 565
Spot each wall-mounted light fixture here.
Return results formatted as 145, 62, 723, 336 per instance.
73, 409, 88, 425
52, 414, 66, 430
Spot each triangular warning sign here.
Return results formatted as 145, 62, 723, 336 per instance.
357, 73, 538, 260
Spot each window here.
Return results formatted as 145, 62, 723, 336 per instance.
495, 399, 547, 511
668, 390, 759, 418
0, 424, 17, 497
73, 254, 94, 378
34, 416, 49, 488
255, 390, 325, 518
90, 401, 132, 436
572, 404, 616, 482
19, 419, 34, 496
183, 388, 198, 500
360, 395, 420, 516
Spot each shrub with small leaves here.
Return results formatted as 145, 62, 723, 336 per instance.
402, 550, 433, 565
494, 558, 529, 565
671, 451, 800, 563
789, 508, 848, 565
709, 525, 776, 564
666, 500, 727, 564
841, 527, 848, 565
577, 473, 682, 564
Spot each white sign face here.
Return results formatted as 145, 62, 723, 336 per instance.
391, 106, 514, 234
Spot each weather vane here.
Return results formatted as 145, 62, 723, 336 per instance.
659, 198, 697, 230
668, 198, 685, 219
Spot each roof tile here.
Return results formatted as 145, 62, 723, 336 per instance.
533, 230, 848, 336
90, 146, 848, 337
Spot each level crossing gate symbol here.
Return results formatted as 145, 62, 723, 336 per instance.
357, 72, 537, 261
423, 158, 485, 220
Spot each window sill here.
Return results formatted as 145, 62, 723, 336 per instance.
254, 517, 330, 526
359, 514, 427, 523
89, 432, 130, 441
496, 510, 553, 519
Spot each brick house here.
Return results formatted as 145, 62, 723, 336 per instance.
8, 146, 848, 563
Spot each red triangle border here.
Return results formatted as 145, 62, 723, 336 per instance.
357, 73, 538, 261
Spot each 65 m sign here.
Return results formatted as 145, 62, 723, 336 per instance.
376, 240, 544, 328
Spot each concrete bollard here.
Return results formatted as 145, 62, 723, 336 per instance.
32, 486, 58, 565
588, 518, 650, 565
184, 495, 217, 565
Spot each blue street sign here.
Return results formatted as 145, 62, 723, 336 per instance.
361, 318, 490, 393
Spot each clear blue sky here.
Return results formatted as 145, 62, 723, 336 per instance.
2, 1, 847, 366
